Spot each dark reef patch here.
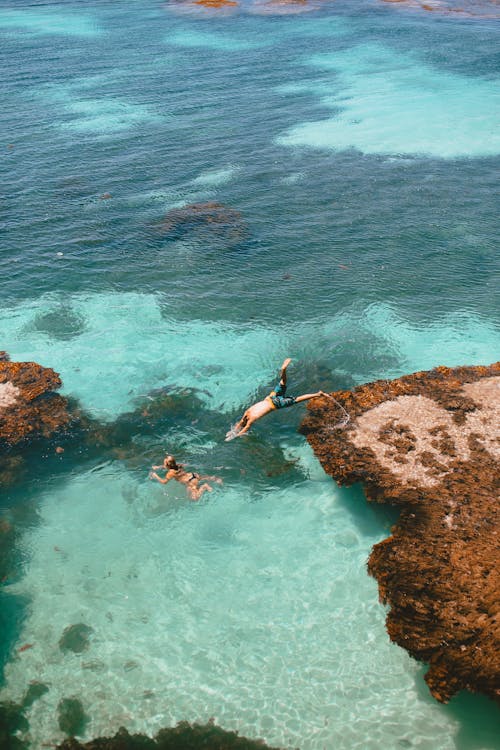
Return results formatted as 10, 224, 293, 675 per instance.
157, 202, 247, 250
56, 721, 286, 749
0, 700, 29, 750
59, 624, 94, 654
58, 697, 89, 737
28, 306, 87, 342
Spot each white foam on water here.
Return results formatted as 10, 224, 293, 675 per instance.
127, 189, 194, 206
277, 43, 500, 158
119, 188, 216, 224
191, 166, 239, 187
124, 188, 205, 213
0, 9, 102, 37
60, 98, 162, 135
34, 78, 162, 136
280, 171, 304, 185
2, 461, 461, 750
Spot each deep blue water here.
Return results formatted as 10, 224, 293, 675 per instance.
0, 1, 499, 748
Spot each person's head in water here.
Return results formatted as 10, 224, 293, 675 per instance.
164, 455, 180, 470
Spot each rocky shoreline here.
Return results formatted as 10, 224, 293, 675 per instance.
301, 362, 500, 705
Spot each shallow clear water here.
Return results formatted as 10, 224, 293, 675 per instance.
1, 1, 499, 748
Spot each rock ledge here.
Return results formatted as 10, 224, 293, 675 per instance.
301, 363, 499, 705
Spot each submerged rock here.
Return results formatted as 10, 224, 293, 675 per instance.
0, 700, 29, 750
57, 697, 89, 737
56, 721, 284, 749
21, 681, 49, 709
28, 306, 86, 342
158, 201, 246, 248
59, 624, 94, 654
301, 362, 500, 705
0, 519, 17, 582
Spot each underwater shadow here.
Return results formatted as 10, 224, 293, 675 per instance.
413, 664, 500, 750
448, 692, 500, 750
334, 482, 399, 541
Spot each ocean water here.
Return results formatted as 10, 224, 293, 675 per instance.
1, 1, 499, 748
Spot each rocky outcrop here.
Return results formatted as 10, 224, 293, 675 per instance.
0, 360, 73, 447
194, 0, 238, 7
301, 363, 500, 705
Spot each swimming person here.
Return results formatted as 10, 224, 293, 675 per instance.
149, 455, 222, 501
227, 358, 325, 439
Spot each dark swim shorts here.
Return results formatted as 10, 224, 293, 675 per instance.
269, 381, 296, 409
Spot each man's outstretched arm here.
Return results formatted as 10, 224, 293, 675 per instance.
294, 391, 325, 404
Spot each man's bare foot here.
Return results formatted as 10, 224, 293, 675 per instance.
281, 357, 292, 370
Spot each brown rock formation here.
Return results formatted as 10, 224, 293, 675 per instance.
0, 360, 73, 447
194, 0, 238, 7
301, 363, 500, 705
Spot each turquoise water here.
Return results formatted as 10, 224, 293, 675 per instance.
1, 1, 499, 748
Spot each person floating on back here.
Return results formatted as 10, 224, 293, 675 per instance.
149, 455, 222, 501
226, 358, 325, 440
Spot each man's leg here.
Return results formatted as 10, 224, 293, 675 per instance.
279, 358, 292, 388
274, 358, 292, 398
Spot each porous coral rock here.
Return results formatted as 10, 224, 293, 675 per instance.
0, 361, 71, 446
301, 362, 500, 705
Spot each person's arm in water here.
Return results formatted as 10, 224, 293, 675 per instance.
149, 469, 175, 485
234, 412, 253, 437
